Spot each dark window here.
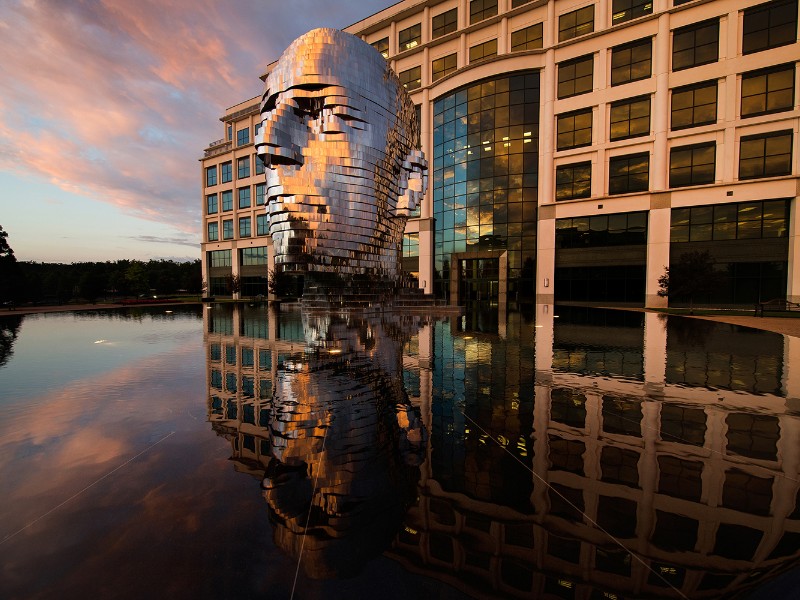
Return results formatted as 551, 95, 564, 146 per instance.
237, 156, 250, 179
601, 446, 641, 488
660, 405, 706, 445
610, 95, 650, 140
652, 511, 699, 552
672, 18, 719, 70
399, 24, 421, 51
512, 0, 534, 6
602, 396, 642, 436
612, 0, 653, 25
559, 5, 594, 41
609, 152, 649, 194
670, 199, 789, 242
238, 187, 251, 209
550, 388, 587, 427
511, 23, 544, 51
207, 221, 218, 242
723, 469, 773, 515
469, 39, 497, 63
205, 165, 217, 186
557, 108, 592, 150
256, 214, 269, 236
611, 38, 652, 86
432, 8, 458, 39
236, 127, 249, 147
239, 216, 251, 238
221, 161, 232, 183
256, 183, 266, 206
726, 413, 779, 461
206, 193, 218, 214
556, 211, 648, 248
222, 219, 233, 240
470, 0, 498, 24
254, 154, 264, 175
739, 130, 793, 179
371, 37, 389, 58
671, 81, 717, 130
432, 53, 458, 81
658, 455, 703, 501
669, 142, 716, 187
741, 64, 795, 117
221, 190, 233, 211
743, 0, 798, 55
209, 249, 231, 267
399, 66, 422, 91
558, 55, 593, 98
556, 161, 592, 200
548, 436, 585, 475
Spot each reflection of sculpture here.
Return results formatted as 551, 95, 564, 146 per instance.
256, 28, 427, 285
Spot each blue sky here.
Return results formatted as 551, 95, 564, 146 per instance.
0, 0, 393, 263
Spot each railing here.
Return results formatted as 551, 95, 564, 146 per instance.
204, 140, 232, 159
755, 298, 800, 316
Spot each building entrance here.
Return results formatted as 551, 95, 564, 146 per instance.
459, 258, 500, 304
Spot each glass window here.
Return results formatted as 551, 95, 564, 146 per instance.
222, 219, 234, 240
470, 0, 498, 24
469, 39, 497, 64
671, 81, 717, 130
254, 154, 264, 175
512, 0, 534, 6
556, 161, 592, 200
557, 108, 593, 150
239, 217, 251, 238
371, 37, 389, 59
226, 124, 232, 141
399, 23, 421, 51
254, 122, 262, 139
206, 193, 218, 214
399, 66, 421, 91
611, 38, 652, 86
221, 161, 232, 183
558, 55, 593, 99
209, 249, 231, 267
609, 152, 650, 194
236, 127, 250, 147
205, 165, 217, 187
238, 187, 251, 208
673, 18, 719, 71
256, 183, 266, 206
207, 221, 218, 242
743, 0, 798, 55
241, 247, 268, 265
610, 95, 650, 140
221, 190, 233, 212
432, 8, 458, 39
669, 142, 716, 187
741, 64, 795, 117
559, 5, 594, 41
256, 214, 269, 236
432, 53, 458, 81
511, 23, 544, 52
237, 156, 250, 179
612, 0, 653, 24
739, 130, 793, 179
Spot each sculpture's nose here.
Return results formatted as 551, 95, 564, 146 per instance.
255, 98, 304, 168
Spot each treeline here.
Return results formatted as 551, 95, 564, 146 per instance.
7, 259, 202, 304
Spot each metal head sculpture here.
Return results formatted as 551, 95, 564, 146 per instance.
255, 28, 427, 283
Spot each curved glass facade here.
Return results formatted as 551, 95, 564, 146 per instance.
432, 71, 540, 301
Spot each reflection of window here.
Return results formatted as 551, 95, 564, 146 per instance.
743, 0, 798, 55
723, 469, 773, 515
660, 405, 706, 445
602, 396, 642, 436
432, 8, 458, 39
612, 0, 652, 24
558, 55, 593, 98
511, 23, 543, 51
399, 66, 421, 91
742, 64, 795, 117
739, 130, 793, 180
597, 496, 637, 538
207, 222, 218, 242
469, 39, 497, 64
557, 108, 592, 150
398, 23, 421, 51
225, 345, 236, 365
611, 38, 652, 86
600, 446, 640, 488
595, 547, 632, 575
548, 484, 584, 521
371, 37, 389, 58
550, 388, 586, 427
671, 81, 717, 129
206, 166, 217, 186
470, 0, 497, 24
672, 18, 719, 71
432, 53, 457, 81
671, 200, 789, 242
712, 523, 763, 560
726, 413, 779, 460
547, 533, 580, 563
548, 436, 585, 475
609, 96, 650, 140
559, 5, 594, 41
556, 161, 592, 200
556, 211, 647, 248
658, 455, 702, 501
652, 511, 698, 552
669, 143, 715, 188
609, 152, 649, 195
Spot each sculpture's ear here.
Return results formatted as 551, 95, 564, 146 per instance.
394, 149, 428, 218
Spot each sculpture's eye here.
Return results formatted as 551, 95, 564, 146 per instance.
294, 97, 324, 120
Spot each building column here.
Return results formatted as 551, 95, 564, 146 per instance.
419, 217, 435, 295
459, 33, 467, 68
499, 17, 508, 55
783, 334, 800, 412
787, 197, 800, 302
646, 204, 670, 308
267, 242, 276, 301
231, 243, 241, 300
390, 21, 397, 57
643, 311, 667, 396
536, 46, 556, 304
534, 302, 554, 378
651, 13, 670, 191
422, 6, 431, 43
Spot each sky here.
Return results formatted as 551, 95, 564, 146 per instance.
0, 0, 394, 263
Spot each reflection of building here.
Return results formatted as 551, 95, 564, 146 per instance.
388, 308, 800, 599
202, 0, 800, 307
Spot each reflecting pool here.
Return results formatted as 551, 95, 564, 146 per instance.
1, 304, 799, 599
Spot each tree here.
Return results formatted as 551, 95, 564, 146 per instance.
658, 250, 725, 310
226, 273, 241, 298
0, 225, 22, 303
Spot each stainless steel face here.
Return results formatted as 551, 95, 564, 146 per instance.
255, 28, 427, 281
